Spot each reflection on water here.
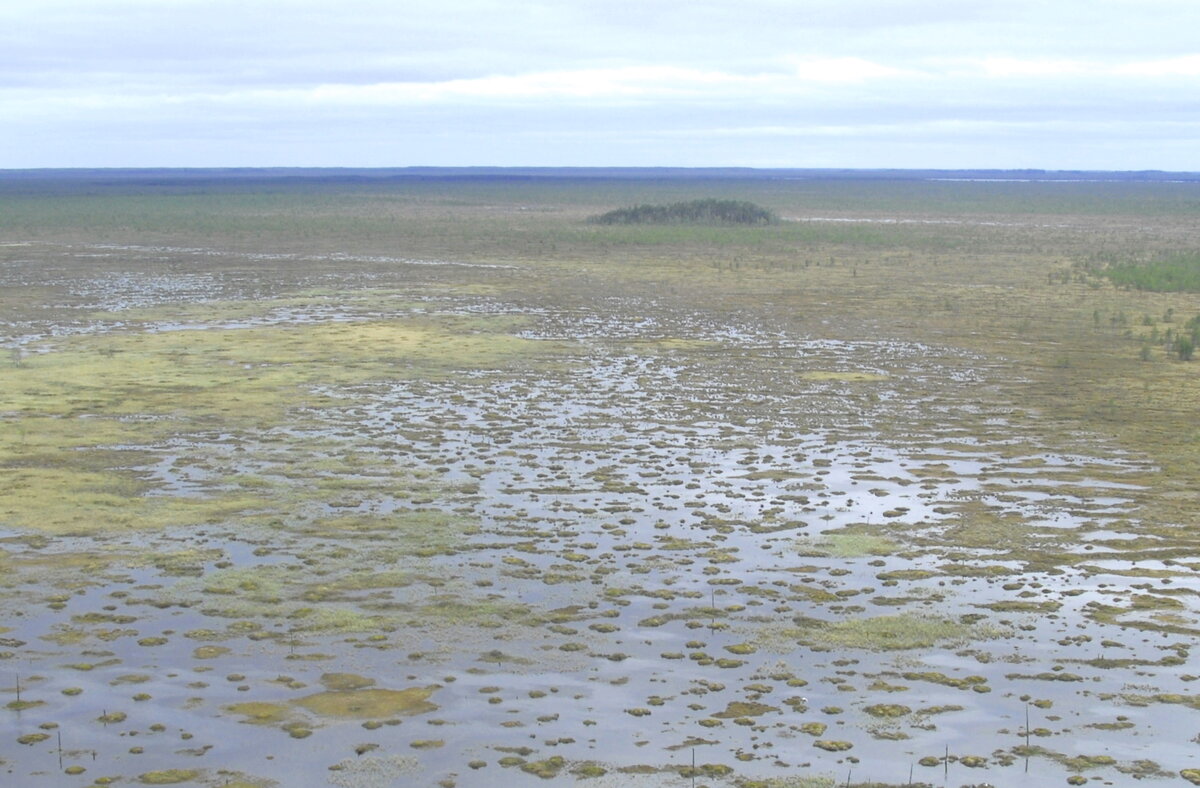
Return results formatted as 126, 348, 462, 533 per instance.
1, 253, 1193, 788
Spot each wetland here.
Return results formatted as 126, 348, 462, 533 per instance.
1, 171, 1199, 787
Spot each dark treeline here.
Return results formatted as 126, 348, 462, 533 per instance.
590, 199, 779, 226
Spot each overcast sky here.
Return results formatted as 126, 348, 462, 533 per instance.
3, 0, 1199, 170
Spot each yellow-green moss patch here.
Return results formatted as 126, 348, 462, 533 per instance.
294, 686, 438, 719
224, 702, 293, 726
138, 770, 202, 785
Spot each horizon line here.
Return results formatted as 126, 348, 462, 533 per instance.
2, 165, 1199, 182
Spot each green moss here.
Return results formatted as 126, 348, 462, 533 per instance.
0, 312, 553, 535
792, 532, 897, 556
138, 771, 202, 785
294, 686, 438, 718
572, 763, 607, 778
1060, 754, 1116, 770
982, 600, 1062, 613
286, 607, 388, 634
875, 569, 937, 581
902, 671, 988, 690
319, 673, 376, 691
6, 699, 46, 711
713, 701, 777, 718
224, 702, 293, 725
520, 756, 566, 779
793, 613, 1001, 651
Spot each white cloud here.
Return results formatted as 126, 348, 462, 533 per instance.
1115, 54, 1200, 76
976, 55, 1200, 79
293, 62, 899, 106
1, 1, 1199, 167
323, 66, 750, 102
979, 58, 1094, 77
783, 57, 912, 83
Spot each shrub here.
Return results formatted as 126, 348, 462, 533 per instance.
1099, 253, 1200, 292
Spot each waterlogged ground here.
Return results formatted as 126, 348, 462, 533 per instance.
3, 235, 1200, 788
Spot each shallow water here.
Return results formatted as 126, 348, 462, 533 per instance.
2, 246, 1196, 788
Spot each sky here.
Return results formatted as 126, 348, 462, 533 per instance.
3, 0, 1199, 170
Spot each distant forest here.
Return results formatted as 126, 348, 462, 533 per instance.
590, 199, 779, 226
